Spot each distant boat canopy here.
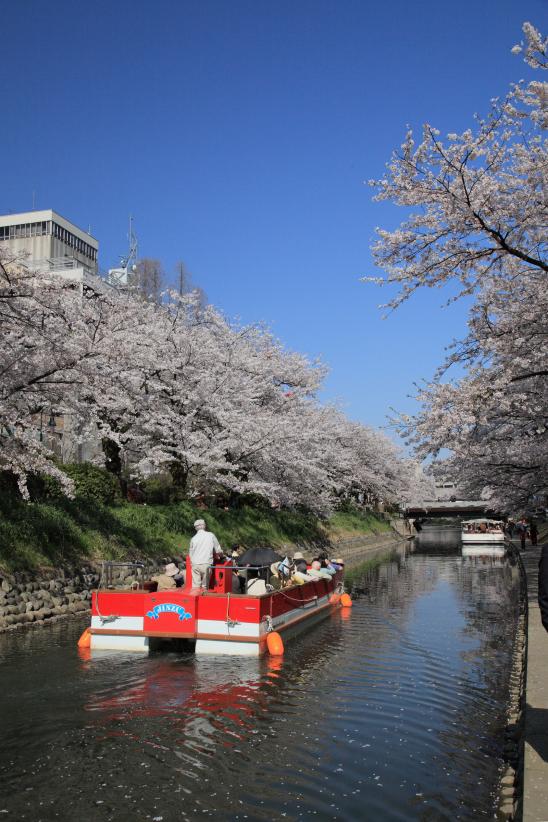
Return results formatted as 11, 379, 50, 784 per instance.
462, 518, 504, 526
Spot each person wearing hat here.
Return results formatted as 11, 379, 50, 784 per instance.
189, 519, 222, 589
152, 563, 180, 591
269, 562, 282, 590
292, 551, 309, 574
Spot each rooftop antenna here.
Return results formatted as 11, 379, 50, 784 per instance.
126, 215, 138, 271
32, 190, 36, 210
107, 215, 138, 288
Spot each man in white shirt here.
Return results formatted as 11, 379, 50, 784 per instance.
189, 519, 222, 588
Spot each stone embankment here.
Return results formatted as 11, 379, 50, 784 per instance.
329, 529, 409, 566
0, 561, 166, 634
0, 566, 96, 632
0, 527, 409, 634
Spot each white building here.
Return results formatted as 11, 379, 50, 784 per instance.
0, 208, 99, 278
1, 208, 103, 464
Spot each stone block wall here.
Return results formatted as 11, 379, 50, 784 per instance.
0, 559, 172, 634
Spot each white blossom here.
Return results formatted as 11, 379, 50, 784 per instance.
371, 23, 547, 510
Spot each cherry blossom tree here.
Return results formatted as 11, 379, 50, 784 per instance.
369, 22, 547, 511
0, 249, 157, 496
1, 251, 424, 514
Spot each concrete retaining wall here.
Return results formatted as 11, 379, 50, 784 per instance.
328, 529, 411, 566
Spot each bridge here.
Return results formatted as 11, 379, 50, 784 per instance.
401, 500, 502, 520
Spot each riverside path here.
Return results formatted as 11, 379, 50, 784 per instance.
520, 526, 548, 822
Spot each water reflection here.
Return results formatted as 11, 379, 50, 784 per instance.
0, 540, 520, 821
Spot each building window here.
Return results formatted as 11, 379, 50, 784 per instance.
0, 220, 97, 262
0, 220, 51, 240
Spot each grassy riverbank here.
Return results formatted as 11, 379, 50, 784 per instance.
0, 481, 390, 571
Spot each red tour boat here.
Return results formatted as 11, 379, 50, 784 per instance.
88, 556, 348, 656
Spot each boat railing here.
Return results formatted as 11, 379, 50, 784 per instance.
100, 560, 145, 589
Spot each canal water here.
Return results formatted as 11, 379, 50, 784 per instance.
0, 535, 520, 821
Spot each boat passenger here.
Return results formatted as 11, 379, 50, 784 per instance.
174, 568, 186, 587
308, 560, 332, 579
312, 555, 336, 575
230, 543, 245, 560
189, 519, 223, 589
292, 551, 309, 574
230, 544, 247, 592
292, 571, 314, 584
278, 556, 294, 578
269, 562, 283, 590
152, 563, 180, 591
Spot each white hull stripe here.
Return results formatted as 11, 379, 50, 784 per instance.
91, 616, 144, 631
195, 639, 261, 656
196, 619, 261, 638
91, 634, 149, 652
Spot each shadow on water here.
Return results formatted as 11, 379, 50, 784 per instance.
0, 538, 522, 821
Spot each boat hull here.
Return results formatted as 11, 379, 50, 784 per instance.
462, 545, 506, 558
90, 568, 343, 655
461, 533, 505, 544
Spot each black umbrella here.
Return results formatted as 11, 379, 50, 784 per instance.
237, 546, 283, 568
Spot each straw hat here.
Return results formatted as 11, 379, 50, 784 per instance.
293, 551, 306, 560
164, 563, 179, 577
270, 562, 280, 577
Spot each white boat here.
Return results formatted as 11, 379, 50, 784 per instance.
461, 518, 506, 545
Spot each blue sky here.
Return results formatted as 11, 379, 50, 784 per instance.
2, 0, 545, 435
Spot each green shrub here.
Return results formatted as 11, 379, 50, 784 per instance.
63, 464, 120, 505
142, 476, 174, 505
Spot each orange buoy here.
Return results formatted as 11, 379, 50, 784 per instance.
77, 627, 91, 648
340, 593, 353, 608
329, 593, 341, 605
266, 631, 284, 656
